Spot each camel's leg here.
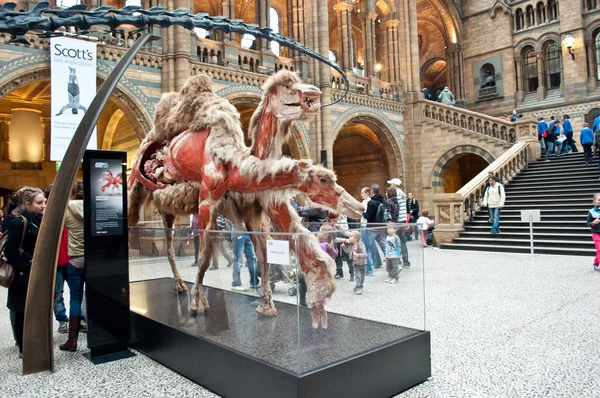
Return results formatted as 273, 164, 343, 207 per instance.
243, 205, 277, 317
190, 202, 216, 314
162, 213, 187, 293
259, 200, 335, 329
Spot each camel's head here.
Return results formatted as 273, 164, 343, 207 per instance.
264, 70, 321, 120
298, 161, 365, 220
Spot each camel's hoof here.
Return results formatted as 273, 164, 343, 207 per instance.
256, 306, 278, 317
173, 280, 188, 293
190, 305, 204, 315
312, 320, 319, 329
203, 304, 210, 311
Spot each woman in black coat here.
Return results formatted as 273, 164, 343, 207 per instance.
5, 186, 45, 357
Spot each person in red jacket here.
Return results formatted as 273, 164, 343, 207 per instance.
44, 184, 70, 334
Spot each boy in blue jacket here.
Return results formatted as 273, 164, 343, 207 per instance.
580, 123, 594, 164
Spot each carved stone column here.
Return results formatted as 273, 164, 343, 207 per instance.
361, 12, 377, 77
536, 52, 546, 101
446, 44, 465, 106
41, 117, 50, 162
515, 56, 525, 104
255, 0, 271, 51
220, 0, 233, 42
0, 116, 10, 161
173, 0, 190, 91
334, 1, 353, 72
586, 39, 597, 93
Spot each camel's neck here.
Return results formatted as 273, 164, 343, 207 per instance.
251, 96, 290, 160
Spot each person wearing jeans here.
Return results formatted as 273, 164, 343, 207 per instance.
60, 181, 86, 352
580, 123, 594, 164
538, 117, 548, 153
483, 176, 505, 234
231, 227, 260, 291
562, 114, 578, 153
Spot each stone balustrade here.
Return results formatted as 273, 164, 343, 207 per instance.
432, 140, 536, 245
331, 88, 405, 112
422, 101, 538, 143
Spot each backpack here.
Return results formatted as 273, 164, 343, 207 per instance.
547, 123, 557, 137
0, 216, 27, 288
375, 201, 392, 223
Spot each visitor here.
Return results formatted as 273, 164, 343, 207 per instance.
422, 88, 431, 100
509, 109, 521, 122
417, 210, 435, 247
580, 123, 594, 165
562, 114, 577, 153
231, 221, 260, 292
384, 224, 402, 284
362, 184, 385, 275
5, 186, 45, 358
537, 117, 548, 154
333, 215, 353, 280
586, 193, 600, 273
407, 192, 420, 239
318, 224, 338, 261
341, 230, 367, 295
438, 86, 455, 105
43, 184, 70, 334
359, 187, 372, 228
209, 215, 234, 270
483, 176, 505, 234
484, 171, 496, 223
544, 119, 559, 162
0, 209, 4, 234
387, 178, 411, 268
60, 181, 86, 352
3, 189, 22, 233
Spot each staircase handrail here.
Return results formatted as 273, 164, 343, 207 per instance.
421, 100, 535, 143
432, 141, 532, 243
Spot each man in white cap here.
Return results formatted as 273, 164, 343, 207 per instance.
387, 178, 411, 268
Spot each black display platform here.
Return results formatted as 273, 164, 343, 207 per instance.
129, 278, 431, 398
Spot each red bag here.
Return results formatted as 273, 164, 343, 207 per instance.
57, 227, 70, 267
542, 130, 548, 139
406, 213, 411, 223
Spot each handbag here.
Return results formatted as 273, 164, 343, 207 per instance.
542, 130, 548, 139
0, 216, 28, 288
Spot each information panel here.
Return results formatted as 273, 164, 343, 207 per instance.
89, 158, 125, 236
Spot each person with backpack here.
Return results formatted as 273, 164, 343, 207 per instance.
544, 119, 560, 162
4, 186, 45, 358
483, 176, 505, 234
362, 184, 386, 275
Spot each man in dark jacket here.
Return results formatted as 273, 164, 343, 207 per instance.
362, 184, 385, 275
407, 192, 419, 239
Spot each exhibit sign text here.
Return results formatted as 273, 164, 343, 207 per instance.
267, 239, 290, 266
50, 36, 97, 161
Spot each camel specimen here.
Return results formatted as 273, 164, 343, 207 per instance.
128, 71, 363, 328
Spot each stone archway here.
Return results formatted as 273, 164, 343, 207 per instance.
332, 113, 404, 198
430, 145, 495, 193
225, 91, 311, 159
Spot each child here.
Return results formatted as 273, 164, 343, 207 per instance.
417, 210, 435, 247
318, 224, 338, 260
586, 193, 600, 272
341, 230, 367, 295
384, 225, 402, 284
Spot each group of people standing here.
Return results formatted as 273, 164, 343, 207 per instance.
537, 115, 580, 162
1, 181, 86, 359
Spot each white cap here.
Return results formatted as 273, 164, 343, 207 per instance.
387, 178, 402, 186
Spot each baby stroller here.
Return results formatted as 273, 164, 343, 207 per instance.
268, 255, 300, 296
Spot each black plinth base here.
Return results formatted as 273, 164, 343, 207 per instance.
129, 278, 431, 398
84, 348, 136, 365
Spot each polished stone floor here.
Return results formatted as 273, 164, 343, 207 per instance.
1, 246, 599, 397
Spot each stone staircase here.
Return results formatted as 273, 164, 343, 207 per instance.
440, 152, 599, 256
519, 89, 564, 111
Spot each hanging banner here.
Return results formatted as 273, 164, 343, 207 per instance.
50, 36, 98, 161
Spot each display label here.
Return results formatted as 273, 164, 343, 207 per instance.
520, 209, 541, 222
90, 158, 124, 236
50, 36, 98, 161
267, 239, 290, 266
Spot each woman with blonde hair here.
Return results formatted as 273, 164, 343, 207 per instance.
5, 186, 46, 358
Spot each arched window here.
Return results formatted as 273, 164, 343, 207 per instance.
545, 43, 561, 89
594, 32, 600, 80
270, 7, 280, 56
524, 48, 539, 92
536, 2, 546, 23
515, 9, 524, 30
329, 50, 337, 64
587, 0, 598, 10
57, 0, 79, 6
194, 28, 208, 39
526, 5, 535, 27
547, 0, 558, 20
241, 34, 256, 50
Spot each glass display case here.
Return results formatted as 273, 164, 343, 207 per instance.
127, 222, 429, 397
